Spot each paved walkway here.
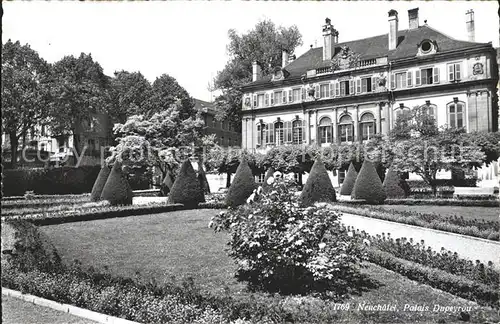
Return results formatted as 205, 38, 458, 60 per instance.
2, 295, 97, 324
340, 213, 500, 268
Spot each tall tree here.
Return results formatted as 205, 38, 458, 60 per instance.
212, 20, 303, 131
2, 40, 51, 168
109, 70, 151, 123
144, 74, 194, 118
49, 53, 110, 155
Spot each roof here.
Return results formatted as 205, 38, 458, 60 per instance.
246, 25, 491, 87
193, 99, 218, 115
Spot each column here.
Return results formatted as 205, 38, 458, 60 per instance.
376, 102, 382, 134
353, 105, 359, 142
385, 102, 391, 134
332, 108, 338, 143
314, 109, 318, 146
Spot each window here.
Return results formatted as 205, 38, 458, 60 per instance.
292, 120, 303, 144
275, 121, 284, 145
338, 115, 354, 143
338, 170, 346, 185
420, 103, 437, 122
448, 63, 461, 81
274, 91, 282, 105
267, 123, 275, 144
395, 106, 411, 121
318, 117, 332, 144
340, 81, 351, 96
361, 77, 372, 93
421, 40, 432, 53
284, 121, 293, 143
257, 124, 266, 146
41, 143, 46, 152
417, 67, 439, 85
319, 84, 329, 98
282, 91, 287, 103
392, 72, 407, 89
255, 173, 265, 183
292, 89, 301, 102
359, 113, 375, 141
257, 94, 265, 107
448, 102, 465, 129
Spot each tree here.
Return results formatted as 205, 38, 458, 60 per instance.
144, 74, 194, 118
225, 157, 256, 207
382, 167, 407, 198
167, 159, 205, 207
212, 20, 302, 131
109, 70, 151, 123
340, 163, 358, 196
100, 160, 133, 206
90, 165, 111, 201
352, 160, 386, 204
299, 157, 336, 206
49, 53, 110, 156
2, 40, 51, 168
390, 105, 439, 141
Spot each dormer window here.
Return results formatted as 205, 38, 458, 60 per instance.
417, 39, 438, 56
421, 40, 432, 53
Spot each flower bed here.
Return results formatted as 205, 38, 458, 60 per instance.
332, 205, 499, 241
385, 198, 499, 206
2, 196, 92, 209
347, 228, 499, 286
365, 249, 499, 309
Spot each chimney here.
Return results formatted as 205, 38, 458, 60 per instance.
408, 8, 419, 30
388, 9, 399, 51
252, 61, 262, 82
466, 9, 475, 42
282, 50, 289, 68
322, 18, 338, 60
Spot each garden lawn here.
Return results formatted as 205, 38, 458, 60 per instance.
41, 209, 499, 323
375, 205, 499, 222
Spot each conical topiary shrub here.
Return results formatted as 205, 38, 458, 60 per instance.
161, 170, 175, 196
261, 167, 275, 190
383, 167, 407, 198
90, 165, 111, 201
197, 161, 210, 194
299, 157, 336, 206
168, 160, 205, 208
100, 161, 133, 206
352, 160, 386, 204
340, 163, 358, 196
225, 157, 256, 207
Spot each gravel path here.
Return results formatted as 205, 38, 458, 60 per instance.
1, 296, 97, 324
340, 213, 500, 268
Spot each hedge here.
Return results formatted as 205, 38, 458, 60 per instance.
168, 160, 205, 208
90, 165, 111, 201
225, 157, 256, 207
384, 198, 499, 207
366, 249, 499, 309
100, 161, 133, 206
299, 157, 336, 206
382, 168, 407, 198
339, 163, 357, 196
352, 161, 386, 204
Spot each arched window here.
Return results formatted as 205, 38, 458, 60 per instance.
318, 117, 332, 144
256, 123, 267, 146
447, 101, 465, 129
275, 121, 284, 145
420, 102, 437, 122
394, 106, 411, 121
359, 113, 375, 141
338, 115, 353, 143
292, 120, 303, 144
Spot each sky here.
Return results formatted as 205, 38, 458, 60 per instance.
3, 1, 499, 102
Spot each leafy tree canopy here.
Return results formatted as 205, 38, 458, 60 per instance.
109, 70, 152, 123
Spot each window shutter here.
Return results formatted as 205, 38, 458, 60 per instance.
301, 88, 306, 100
268, 123, 275, 143
282, 91, 287, 104
264, 94, 269, 106
371, 77, 377, 92
390, 73, 396, 89
407, 71, 413, 87
253, 95, 257, 107
288, 90, 292, 102
315, 85, 320, 99
270, 93, 274, 105
448, 64, 455, 82
455, 63, 461, 80
329, 83, 334, 97
415, 70, 421, 86
433, 67, 440, 84
285, 121, 292, 143
349, 80, 354, 95
335, 82, 340, 96
257, 125, 262, 146
356, 79, 361, 93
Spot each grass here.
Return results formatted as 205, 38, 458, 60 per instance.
375, 205, 499, 222
40, 209, 500, 323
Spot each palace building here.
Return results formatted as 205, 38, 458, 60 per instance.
240, 8, 499, 186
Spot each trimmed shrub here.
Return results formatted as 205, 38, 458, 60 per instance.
161, 171, 175, 196
261, 167, 275, 190
352, 160, 386, 204
340, 163, 358, 196
167, 160, 205, 208
225, 157, 256, 208
197, 161, 211, 194
90, 165, 111, 202
383, 168, 406, 198
299, 157, 336, 206
100, 161, 133, 206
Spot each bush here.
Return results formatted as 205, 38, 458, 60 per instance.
352, 161, 386, 204
197, 161, 210, 194
211, 179, 364, 297
160, 171, 175, 196
261, 167, 275, 190
167, 160, 205, 208
90, 166, 111, 202
299, 158, 336, 206
383, 168, 407, 198
225, 157, 256, 208
340, 163, 357, 196
100, 161, 133, 206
